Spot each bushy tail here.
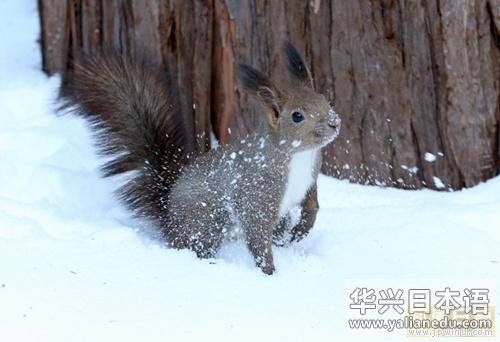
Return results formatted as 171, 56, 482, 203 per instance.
59, 54, 188, 220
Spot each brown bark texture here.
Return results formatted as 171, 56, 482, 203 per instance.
38, 0, 499, 190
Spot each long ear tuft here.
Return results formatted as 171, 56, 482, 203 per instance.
238, 63, 281, 128
238, 64, 273, 92
283, 41, 313, 88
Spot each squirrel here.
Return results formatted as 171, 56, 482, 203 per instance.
59, 42, 341, 275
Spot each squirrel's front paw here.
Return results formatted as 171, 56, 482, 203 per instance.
273, 215, 292, 247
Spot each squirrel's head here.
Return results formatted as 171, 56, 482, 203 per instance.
238, 42, 341, 152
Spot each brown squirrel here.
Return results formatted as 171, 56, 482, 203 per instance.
59, 42, 341, 274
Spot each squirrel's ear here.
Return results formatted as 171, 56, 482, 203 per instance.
238, 64, 281, 129
283, 41, 313, 89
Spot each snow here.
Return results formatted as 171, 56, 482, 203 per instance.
425, 152, 437, 162
0, 1, 499, 341
433, 176, 446, 189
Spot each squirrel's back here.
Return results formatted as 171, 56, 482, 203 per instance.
59, 54, 188, 222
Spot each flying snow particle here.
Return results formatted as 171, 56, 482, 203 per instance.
258, 138, 266, 149
433, 176, 445, 189
424, 153, 437, 162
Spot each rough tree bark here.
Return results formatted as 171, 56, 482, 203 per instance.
38, 0, 499, 190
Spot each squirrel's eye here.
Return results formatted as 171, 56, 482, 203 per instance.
292, 111, 304, 123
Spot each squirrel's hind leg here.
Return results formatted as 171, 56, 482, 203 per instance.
165, 202, 230, 259
189, 206, 231, 259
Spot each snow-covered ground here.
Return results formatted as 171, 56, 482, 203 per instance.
0, 1, 499, 341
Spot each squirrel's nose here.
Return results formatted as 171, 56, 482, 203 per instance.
328, 116, 341, 131
327, 109, 341, 131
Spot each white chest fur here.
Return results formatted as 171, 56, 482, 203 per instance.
279, 149, 318, 216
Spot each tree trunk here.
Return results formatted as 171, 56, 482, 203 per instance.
38, 0, 500, 190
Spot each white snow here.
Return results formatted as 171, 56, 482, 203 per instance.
433, 176, 446, 189
0, 1, 499, 341
425, 152, 437, 162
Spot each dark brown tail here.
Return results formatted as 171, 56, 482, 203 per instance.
59, 54, 188, 222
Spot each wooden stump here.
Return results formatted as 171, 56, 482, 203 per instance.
38, 0, 500, 190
